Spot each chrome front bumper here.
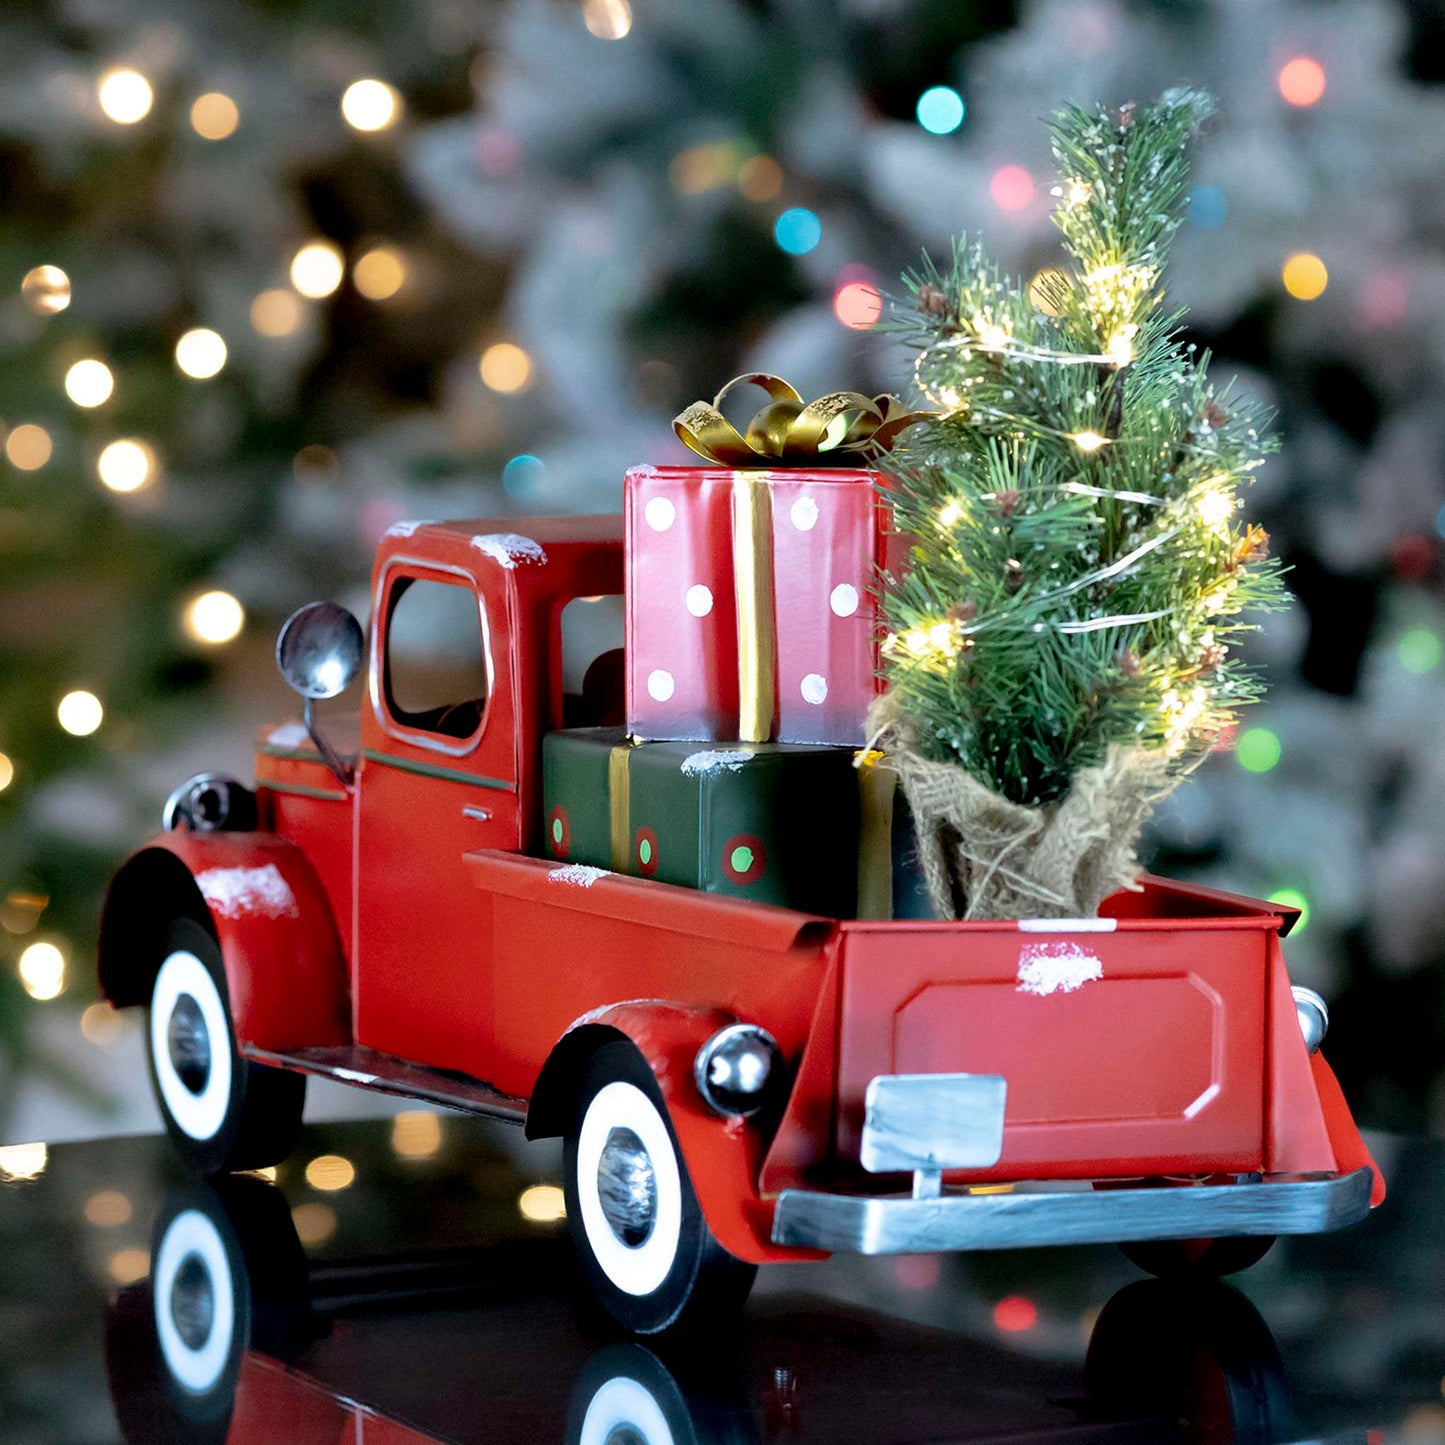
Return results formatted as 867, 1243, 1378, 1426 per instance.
770, 1167, 1375, 1255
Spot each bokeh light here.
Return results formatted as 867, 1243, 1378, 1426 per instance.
1268, 887, 1311, 932
916, 85, 965, 135
1236, 726, 1282, 773
502, 453, 546, 498
84, 1190, 133, 1227
251, 288, 305, 336
583, 0, 632, 39
175, 327, 228, 380
190, 92, 239, 140
1282, 252, 1328, 301
1398, 628, 1443, 674
0, 753, 13, 792
480, 342, 532, 393
184, 590, 245, 645
353, 246, 407, 300
774, 207, 821, 255
0, 1143, 47, 1181
1188, 186, 1227, 230
1029, 267, 1068, 315
737, 155, 782, 201
97, 68, 153, 125
108, 1248, 149, 1284
18, 941, 65, 1000
20, 265, 71, 315
1278, 57, 1327, 107
391, 1110, 443, 1159
290, 241, 345, 299
5, 424, 53, 471
989, 165, 1035, 212
98, 439, 155, 493
64, 359, 114, 408
341, 78, 402, 133
834, 280, 882, 329
305, 1154, 356, 1191
80, 1002, 124, 1046
994, 1296, 1038, 1331
292, 1202, 336, 1244
57, 690, 103, 737
518, 1184, 567, 1221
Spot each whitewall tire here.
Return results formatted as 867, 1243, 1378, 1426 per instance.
563, 1041, 756, 1334
153, 1206, 238, 1396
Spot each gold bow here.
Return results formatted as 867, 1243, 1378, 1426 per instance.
674, 373, 928, 467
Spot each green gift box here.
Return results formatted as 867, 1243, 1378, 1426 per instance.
542, 727, 861, 917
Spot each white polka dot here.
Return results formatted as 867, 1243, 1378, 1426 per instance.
801, 673, 828, 705
644, 497, 676, 532
685, 584, 713, 617
830, 583, 859, 617
647, 669, 675, 701
790, 496, 819, 531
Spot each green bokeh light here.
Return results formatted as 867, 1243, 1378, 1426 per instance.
1236, 726, 1282, 773
1267, 887, 1311, 933
1397, 628, 1442, 674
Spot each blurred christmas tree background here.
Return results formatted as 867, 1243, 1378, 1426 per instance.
3, 0, 1445, 1145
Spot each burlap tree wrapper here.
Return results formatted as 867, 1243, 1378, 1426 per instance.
867, 696, 1178, 921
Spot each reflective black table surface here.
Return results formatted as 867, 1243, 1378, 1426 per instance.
0, 1116, 1439, 1444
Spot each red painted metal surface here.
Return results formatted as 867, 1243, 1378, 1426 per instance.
141, 831, 350, 1053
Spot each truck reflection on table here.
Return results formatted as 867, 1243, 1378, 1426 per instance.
104, 1176, 1297, 1445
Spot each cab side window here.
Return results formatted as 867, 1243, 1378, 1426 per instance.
383, 577, 489, 741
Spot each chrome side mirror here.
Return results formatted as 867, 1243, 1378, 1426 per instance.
276, 602, 364, 786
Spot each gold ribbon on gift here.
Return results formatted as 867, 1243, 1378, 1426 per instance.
855, 750, 899, 920
674, 373, 928, 468
608, 740, 635, 873
674, 375, 929, 743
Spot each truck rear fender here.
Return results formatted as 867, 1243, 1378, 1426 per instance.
527, 1001, 823, 1265
99, 833, 350, 1053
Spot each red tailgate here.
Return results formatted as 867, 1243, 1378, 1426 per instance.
834, 913, 1273, 1180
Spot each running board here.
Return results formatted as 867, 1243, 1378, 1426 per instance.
242, 1044, 528, 1124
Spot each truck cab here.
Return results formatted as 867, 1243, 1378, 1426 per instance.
99, 513, 1383, 1336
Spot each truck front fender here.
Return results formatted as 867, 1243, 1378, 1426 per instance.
527, 1001, 822, 1265
100, 832, 350, 1054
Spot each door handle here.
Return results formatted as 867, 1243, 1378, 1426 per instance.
462, 805, 492, 822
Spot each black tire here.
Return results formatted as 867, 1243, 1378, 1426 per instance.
563, 1040, 756, 1334
1120, 1234, 1276, 1278
146, 918, 306, 1175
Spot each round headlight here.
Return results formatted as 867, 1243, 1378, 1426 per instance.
1291, 985, 1328, 1055
694, 1024, 782, 1118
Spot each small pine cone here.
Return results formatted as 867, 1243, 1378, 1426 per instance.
916, 284, 954, 320
1117, 102, 1136, 130
947, 600, 977, 625
1117, 648, 1142, 678
1198, 641, 1227, 674
1004, 560, 1024, 593
1202, 399, 1228, 429
994, 489, 1021, 519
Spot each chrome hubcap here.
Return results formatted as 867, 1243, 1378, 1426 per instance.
169, 1252, 216, 1350
167, 993, 211, 1095
597, 1126, 658, 1248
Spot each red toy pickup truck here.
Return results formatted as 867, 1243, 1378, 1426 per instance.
100, 515, 1383, 1333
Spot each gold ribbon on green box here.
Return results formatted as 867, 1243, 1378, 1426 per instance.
673, 374, 929, 743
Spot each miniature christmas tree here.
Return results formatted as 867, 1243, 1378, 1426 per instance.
872, 90, 1287, 922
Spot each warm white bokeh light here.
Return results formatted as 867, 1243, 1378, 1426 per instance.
250, 288, 305, 336
21, 265, 71, 315
341, 78, 401, 132
0, 1143, 47, 1181
583, 0, 633, 39
5, 424, 53, 471
353, 247, 407, 300
18, 941, 65, 1001
57, 690, 104, 736
290, 241, 345, 299
190, 92, 239, 140
305, 1154, 356, 1191
0, 753, 13, 792
518, 1184, 567, 1221
97, 439, 156, 493
184, 590, 245, 645
98, 68, 153, 124
480, 342, 532, 393
175, 327, 228, 379
65, 359, 114, 408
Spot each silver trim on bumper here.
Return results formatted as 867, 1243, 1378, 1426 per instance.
771, 1167, 1375, 1255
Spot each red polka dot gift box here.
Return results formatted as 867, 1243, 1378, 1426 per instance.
623, 464, 899, 747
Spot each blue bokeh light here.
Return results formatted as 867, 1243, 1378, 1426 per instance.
916, 86, 966, 135
1189, 186, 1227, 230
502, 453, 545, 499
1436, 502, 1445, 540
773, 207, 822, 256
